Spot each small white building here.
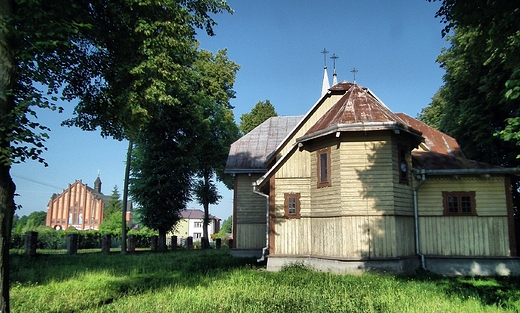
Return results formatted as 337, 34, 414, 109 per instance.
172, 209, 221, 242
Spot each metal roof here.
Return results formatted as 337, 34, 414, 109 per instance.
298, 83, 422, 142
396, 113, 465, 158
412, 151, 500, 171
224, 116, 303, 173
180, 209, 219, 220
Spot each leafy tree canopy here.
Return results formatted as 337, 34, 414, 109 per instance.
216, 215, 231, 239
2, 1, 232, 310
421, 1, 520, 165
239, 100, 277, 134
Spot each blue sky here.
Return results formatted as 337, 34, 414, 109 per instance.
11, 0, 447, 221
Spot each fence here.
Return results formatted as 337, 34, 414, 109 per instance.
11, 231, 230, 255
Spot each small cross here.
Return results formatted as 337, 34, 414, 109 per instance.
350, 67, 359, 84
321, 48, 329, 67
330, 54, 339, 70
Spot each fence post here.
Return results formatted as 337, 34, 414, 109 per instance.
228, 239, 233, 249
66, 233, 78, 254
216, 238, 221, 250
128, 235, 136, 253
24, 231, 38, 256
101, 234, 111, 254
187, 236, 193, 249
151, 235, 158, 251
171, 236, 177, 251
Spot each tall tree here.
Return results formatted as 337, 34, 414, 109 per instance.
239, 100, 277, 134
104, 185, 122, 218
130, 48, 239, 251
422, 1, 520, 166
1, 0, 232, 310
99, 185, 122, 234
191, 49, 239, 248
129, 102, 199, 251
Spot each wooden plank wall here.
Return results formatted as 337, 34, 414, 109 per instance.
418, 176, 507, 216
235, 174, 268, 249
417, 176, 510, 256
278, 94, 343, 157
419, 216, 509, 256
235, 174, 267, 224
273, 216, 415, 258
336, 134, 397, 215
236, 224, 267, 249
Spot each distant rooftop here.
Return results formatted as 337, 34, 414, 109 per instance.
225, 116, 302, 173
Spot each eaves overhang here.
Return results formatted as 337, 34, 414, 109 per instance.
296, 121, 422, 144
254, 143, 299, 190
414, 168, 520, 176
223, 169, 267, 175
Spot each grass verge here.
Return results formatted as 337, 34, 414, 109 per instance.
10, 250, 520, 312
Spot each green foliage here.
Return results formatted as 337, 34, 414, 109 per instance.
417, 86, 447, 130
129, 48, 239, 250
104, 185, 122, 218
11, 211, 47, 234
422, 2, 520, 165
216, 215, 232, 239
9, 250, 520, 313
239, 100, 277, 134
193, 177, 221, 207
99, 212, 123, 235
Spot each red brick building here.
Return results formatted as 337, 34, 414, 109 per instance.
46, 177, 110, 230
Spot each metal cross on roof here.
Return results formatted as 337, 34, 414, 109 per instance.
350, 67, 359, 84
330, 53, 339, 70
321, 48, 329, 67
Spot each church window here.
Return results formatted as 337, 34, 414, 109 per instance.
284, 193, 301, 219
443, 192, 476, 215
317, 147, 331, 188
399, 148, 408, 184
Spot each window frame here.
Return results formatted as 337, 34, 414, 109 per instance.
284, 193, 301, 219
398, 148, 408, 185
442, 191, 476, 216
317, 147, 332, 188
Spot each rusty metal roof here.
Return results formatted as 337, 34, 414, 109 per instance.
225, 116, 303, 173
396, 113, 465, 158
412, 151, 502, 171
298, 83, 421, 142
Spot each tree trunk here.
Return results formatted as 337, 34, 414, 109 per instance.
0, 0, 16, 311
158, 229, 167, 252
202, 170, 210, 249
121, 140, 132, 255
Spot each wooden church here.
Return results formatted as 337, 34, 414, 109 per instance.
225, 56, 520, 276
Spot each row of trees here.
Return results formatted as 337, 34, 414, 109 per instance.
420, 0, 520, 166
1, 0, 279, 309
419, 1, 520, 239
1, 0, 237, 311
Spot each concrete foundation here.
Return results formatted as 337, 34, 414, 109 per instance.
424, 257, 520, 276
267, 255, 420, 274
230, 249, 263, 259
265, 255, 520, 276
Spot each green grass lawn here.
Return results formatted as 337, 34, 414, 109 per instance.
9, 250, 520, 312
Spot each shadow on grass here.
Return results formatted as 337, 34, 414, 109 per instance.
397, 269, 520, 310
10, 249, 259, 290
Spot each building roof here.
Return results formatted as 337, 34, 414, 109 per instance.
298, 83, 422, 143
225, 116, 302, 173
180, 209, 219, 220
396, 113, 465, 158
